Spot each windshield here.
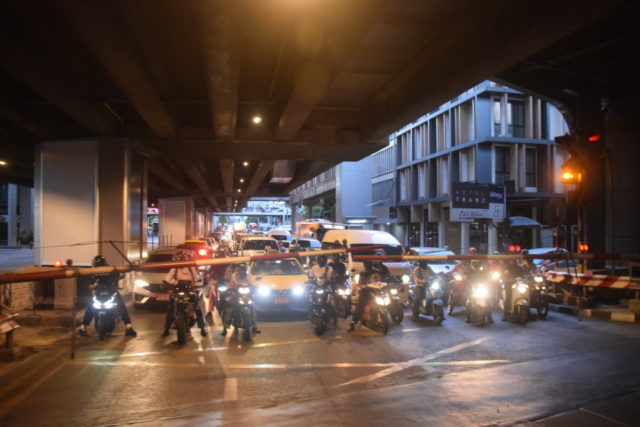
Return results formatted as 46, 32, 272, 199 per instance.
350, 244, 403, 256
298, 239, 320, 248
243, 240, 276, 250
146, 254, 174, 263
250, 259, 304, 276
271, 235, 288, 241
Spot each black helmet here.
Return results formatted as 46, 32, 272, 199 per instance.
92, 255, 107, 267
419, 260, 429, 268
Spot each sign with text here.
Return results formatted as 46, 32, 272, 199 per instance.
451, 182, 505, 222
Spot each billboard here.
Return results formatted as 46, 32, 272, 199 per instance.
451, 182, 505, 222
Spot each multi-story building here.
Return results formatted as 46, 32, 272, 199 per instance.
378, 81, 569, 253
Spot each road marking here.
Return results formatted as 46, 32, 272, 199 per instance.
580, 408, 631, 427
224, 378, 238, 401
338, 336, 492, 387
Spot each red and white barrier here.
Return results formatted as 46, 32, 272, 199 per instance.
546, 271, 640, 290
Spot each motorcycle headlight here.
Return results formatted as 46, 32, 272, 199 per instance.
104, 298, 115, 309
402, 274, 410, 284
473, 284, 488, 299
239, 286, 251, 295
337, 289, 345, 296
258, 286, 271, 297
134, 279, 149, 288
315, 289, 325, 295
453, 273, 463, 281
430, 281, 441, 291
344, 288, 351, 295
218, 285, 228, 292
534, 276, 544, 283
292, 286, 305, 296
375, 296, 385, 305
517, 283, 528, 294
491, 272, 501, 281
92, 298, 102, 309
390, 288, 398, 295
178, 292, 185, 297
384, 296, 390, 305
354, 274, 360, 283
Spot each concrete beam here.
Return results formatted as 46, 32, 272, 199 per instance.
246, 161, 274, 196
0, 37, 116, 134
54, 0, 176, 137
177, 158, 219, 208
0, 105, 46, 136
219, 159, 235, 210
147, 161, 189, 193
195, 0, 239, 139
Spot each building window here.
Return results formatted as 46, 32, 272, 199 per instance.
525, 147, 537, 188
418, 164, 426, 198
493, 99, 501, 136
439, 158, 449, 195
508, 100, 525, 138
495, 146, 510, 185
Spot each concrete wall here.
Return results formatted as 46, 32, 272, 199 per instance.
336, 157, 372, 222
159, 196, 194, 246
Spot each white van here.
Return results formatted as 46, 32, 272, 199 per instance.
321, 229, 412, 285
238, 236, 280, 256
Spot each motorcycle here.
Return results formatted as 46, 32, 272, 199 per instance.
499, 277, 531, 324
333, 275, 352, 319
447, 272, 468, 315
352, 282, 390, 334
226, 285, 256, 341
167, 280, 198, 344
410, 276, 445, 325
384, 283, 405, 324
465, 272, 494, 326
308, 280, 336, 336
530, 273, 549, 319
92, 285, 118, 340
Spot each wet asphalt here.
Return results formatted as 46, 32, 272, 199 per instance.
1, 303, 639, 426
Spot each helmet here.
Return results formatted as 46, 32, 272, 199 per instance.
92, 255, 107, 267
317, 255, 327, 267
419, 260, 429, 268
468, 247, 477, 254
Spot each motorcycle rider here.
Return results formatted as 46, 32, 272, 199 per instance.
221, 265, 261, 336
348, 261, 377, 331
161, 253, 207, 337
412, 260, 436, 312
77, 255, 137, 337
310, 256, 333, 285
501, 258, 529, 320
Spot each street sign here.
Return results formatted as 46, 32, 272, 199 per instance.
451, 183, 505, 222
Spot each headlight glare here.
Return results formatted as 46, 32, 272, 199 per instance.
390, 288, 398, 295
134, 279, 149, 288
239, 286, 251, 295
473, 285, 488, 299
375, 296, 385, 305
517, 283, 528, 294
534, 276, 544, 283
292, 286, 304, 296
430, 281, 441, 291
491, 272, 501, 280
402, 274, 410, 284
258, 286, 271, 297
218, 285, 228, 292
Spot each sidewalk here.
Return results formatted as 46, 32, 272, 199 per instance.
549, 303, 640, 323
0, 248, 34, 274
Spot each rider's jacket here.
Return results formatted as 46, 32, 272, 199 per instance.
165, 267, 198, 285
413, 266, 435, 286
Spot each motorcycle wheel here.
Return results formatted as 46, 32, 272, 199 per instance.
390, 303, 404, 324
447, 295, 455, 315
412, 304, 420, 321
175, 312, 188, 344
314, 315, 327, 336
434, 306, 445, 326
518, 306, 529, 325
370, 307, 389, 334
537, 302, 549, 320
464, 304, 471, 323
96, 316, 106, 341
478, 310, 486, 327
242, 328, 251, 342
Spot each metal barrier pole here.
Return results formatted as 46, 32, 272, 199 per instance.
70, 274, 78, 360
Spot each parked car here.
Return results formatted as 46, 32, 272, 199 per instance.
248, 258, 309, 312
411, 247, 458, 275
176, 240, 214, 259
134, 248, 198, 309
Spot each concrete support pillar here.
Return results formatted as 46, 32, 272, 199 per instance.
7, 184, 18, 247
34, 138, 146, 267
460, 222, 470, 254
18, 186, 33, 237
438, 221, 446, 248
158, 196, 195, 247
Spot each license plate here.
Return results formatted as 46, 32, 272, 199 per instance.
156, 294, 170, 301
274, 297, 289, 304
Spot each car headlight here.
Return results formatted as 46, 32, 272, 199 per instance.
292, 286, 305, 296
239, 286, 251, 295
390, 288, 398, 295
491, 272, 501, 280
517, 283, 528, 294
430, 281, 441, 291
134, 279, 149, 288
534, 276, 544, 283
218, 285, 228, 292
473, 284, 488, 299
402, 274, 410, 284
258, 286, 271, 297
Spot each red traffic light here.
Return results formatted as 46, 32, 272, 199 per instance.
588, 134, 601, 142
578, 243, 589, 252
54, 260, 63, 268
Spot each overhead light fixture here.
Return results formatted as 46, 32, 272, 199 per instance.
237, 189, 242, 193
239, 178, 245, 183
0, 160, 7, 166
251, 115, 263, 125
242, 161, 249, 167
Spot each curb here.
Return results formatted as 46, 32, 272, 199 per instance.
549, 303, 640, 323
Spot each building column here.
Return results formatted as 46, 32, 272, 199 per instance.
488, 224, 499, 254
7, 184, 18, 247
460, 222, 470, 254
18, 186, 34, 238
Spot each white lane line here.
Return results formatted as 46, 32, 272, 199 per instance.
224, 378, 238, 401
580, 408, 631, 427
338, 336, 492, 387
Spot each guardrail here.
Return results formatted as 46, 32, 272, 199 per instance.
546, 271, 640, 290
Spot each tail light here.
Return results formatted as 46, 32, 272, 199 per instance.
198, 248, 208, 256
